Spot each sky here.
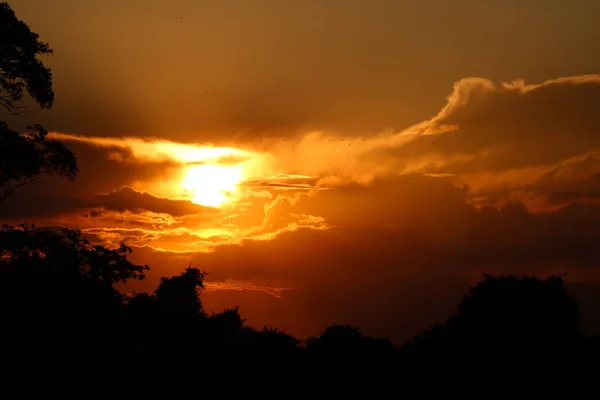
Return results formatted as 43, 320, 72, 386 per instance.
3, 0, 600, 344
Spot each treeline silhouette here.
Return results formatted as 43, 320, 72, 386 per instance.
2, 224, 599, 390
1, 1, 600, 392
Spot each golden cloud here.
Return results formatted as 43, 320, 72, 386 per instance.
13, 74, 599, 342
8, 74, 596, 259
204, 280, 292, 299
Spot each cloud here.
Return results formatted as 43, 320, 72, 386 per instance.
103, 172, 600, 344
0, 186, 214, 220
204, 280, 292, 299
9, 73, 600, 227
48, 132, 256, 165
186, 175, 600, 343
398, 74, 600, 171
93, 186, 215, 216
9, 73, 600, 255
7, 73, 600, 344
244, 74, 600, 213
37, 74, 600, 211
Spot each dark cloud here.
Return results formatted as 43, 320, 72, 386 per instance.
3, 95, 150, 137
391, 76, 600, 175
115, 174, 600, 344
6, 74, 600, 346
12, 0, 600, 141
0, 195, 91, 220
5, 0, 600, 351
93, 186, 214, 216
1, 141, 181, 201
0, 186, 213, 220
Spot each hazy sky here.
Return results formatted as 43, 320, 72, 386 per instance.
7, 0, 600, 139
3, 1, 600, 344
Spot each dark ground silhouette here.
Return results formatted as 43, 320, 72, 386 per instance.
2, 224, 599, 391
1, 2, 600, 393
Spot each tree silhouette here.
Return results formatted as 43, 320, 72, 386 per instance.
0, 223, 149, 285
400, 273, 584, 381
0, 2, 77, 201
209, 306, 245, 334
0, 2, 54, 114
246, 325, 301, 352
449, 274, 582, 344
0, 226, 152, 366
306, 324, 396, 360
154, 267, 207, 316
0, 123, 77, 200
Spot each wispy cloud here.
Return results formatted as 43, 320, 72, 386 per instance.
204, 280, 293, 299
20, 74, 600, 256
48, 132, 247, 161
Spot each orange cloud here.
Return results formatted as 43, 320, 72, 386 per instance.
2, 74, 592, 263
8, 74, 600, 257
15, 73, 600, 343
204, 280, 292, 299
49, 73, 600, 204
47, 132, 253, 164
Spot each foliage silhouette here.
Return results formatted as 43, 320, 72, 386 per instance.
0, 123, 78, 200
0, 224, 149, 366
0, 223, 149, 285
0, 1, 54, 114
154, 266, 207, 316
0, 2, 77, 201
400, 273, 586, 383
0, 221, 595, 388
306, 324, 396, 360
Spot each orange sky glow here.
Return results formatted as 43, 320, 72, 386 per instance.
4, 0, 600, 344
13, 75, 596, 342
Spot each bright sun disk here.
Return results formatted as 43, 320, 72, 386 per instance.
182, 164, 243, 207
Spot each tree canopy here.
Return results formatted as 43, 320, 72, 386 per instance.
0, 2, 77, 200
0, 1, 54, 114
0, 223, 149, 285
0, 123, 77, 200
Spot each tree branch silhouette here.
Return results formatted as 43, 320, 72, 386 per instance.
0, 2, 54, 114
0, 3, 77, 199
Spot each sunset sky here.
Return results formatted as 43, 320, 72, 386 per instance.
3, 0, 600, 343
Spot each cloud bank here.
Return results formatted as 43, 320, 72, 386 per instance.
5, 74, 600, 343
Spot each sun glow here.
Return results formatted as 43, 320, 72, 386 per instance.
182, 164, 244, 207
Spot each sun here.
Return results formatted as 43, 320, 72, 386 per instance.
182, 164, 243, 207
